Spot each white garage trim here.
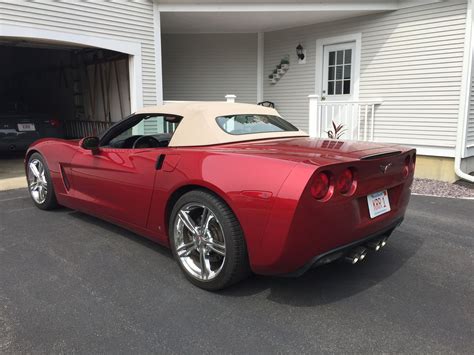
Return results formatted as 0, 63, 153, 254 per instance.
257, 32, 264, 103
153, 3, 164, 105
0, 23, 143, 112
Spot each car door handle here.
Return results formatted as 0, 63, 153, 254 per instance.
156, 154, 165, 170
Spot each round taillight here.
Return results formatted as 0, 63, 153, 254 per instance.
403, 155, 410, 178
337, 168, 355, 195
311, 172, 331, 200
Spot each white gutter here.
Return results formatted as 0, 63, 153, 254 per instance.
455, 0, 474, 182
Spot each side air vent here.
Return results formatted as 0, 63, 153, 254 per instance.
360, 151, 402, 160
59, 164, 70, 191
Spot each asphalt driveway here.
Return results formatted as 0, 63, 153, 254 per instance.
1, 189, 473, 353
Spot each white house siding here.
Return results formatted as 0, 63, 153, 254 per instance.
0, 0, 157, 108
162, 33, 258, 104
264, 0, 468, 153
468, 74, 474, 149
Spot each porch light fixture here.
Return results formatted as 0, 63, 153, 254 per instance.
296, 44, 305, 61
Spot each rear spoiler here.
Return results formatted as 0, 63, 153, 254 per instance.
360, 151, 402, 160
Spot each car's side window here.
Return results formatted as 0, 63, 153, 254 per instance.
106, 117, 146, 148
103, 115, 180, 149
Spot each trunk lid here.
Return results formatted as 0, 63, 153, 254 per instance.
210, 137, 408, 166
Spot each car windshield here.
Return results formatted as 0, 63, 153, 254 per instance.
216, 114, 298, 135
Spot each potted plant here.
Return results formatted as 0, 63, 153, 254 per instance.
326, 121, 346, 139
280, 58, 290, 70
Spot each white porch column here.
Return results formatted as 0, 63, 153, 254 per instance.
153, 3, 164, 105
308, 94, 319, 137
257, 32, 264, 103
225, 94, 237, 103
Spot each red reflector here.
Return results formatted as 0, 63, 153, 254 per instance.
49, 119, 61, 127
337, 168, 354, 194
311, 172, 330, 200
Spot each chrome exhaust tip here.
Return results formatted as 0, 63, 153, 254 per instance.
345, 255, 359, 264
366, 240, 382, 251
345, 247, 368, 264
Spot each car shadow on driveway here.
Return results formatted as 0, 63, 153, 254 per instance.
221, 229, 423, 307
65, 209, 174, 261
65, 208, 422, 308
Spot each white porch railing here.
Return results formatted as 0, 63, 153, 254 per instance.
308, 94, 382, 141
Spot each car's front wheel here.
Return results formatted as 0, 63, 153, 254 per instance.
27, 153, 58, 210
169, 190, 250, 290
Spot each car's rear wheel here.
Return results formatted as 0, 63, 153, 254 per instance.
169, 190, 250, 290
27, 153, 58, 210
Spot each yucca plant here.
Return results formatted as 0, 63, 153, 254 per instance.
326, 121, 346, 139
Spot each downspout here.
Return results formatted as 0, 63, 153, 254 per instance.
455, 0, 474, 182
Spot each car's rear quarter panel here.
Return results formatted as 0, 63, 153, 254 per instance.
147, 149, 303, 263
253, 150, 415, 275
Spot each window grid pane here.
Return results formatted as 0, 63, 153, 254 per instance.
329, 52, 335, 65
345, 49, 352, 64
336, 50, 343, 65
328, 81, 334, 95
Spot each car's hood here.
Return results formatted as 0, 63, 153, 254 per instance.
210, 137, 411, 165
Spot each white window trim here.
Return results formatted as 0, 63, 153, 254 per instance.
315, 33, 361, 101
0, 23, 144, 113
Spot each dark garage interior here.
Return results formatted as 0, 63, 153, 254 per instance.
0, 39, 131, 152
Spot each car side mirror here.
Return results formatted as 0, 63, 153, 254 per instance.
80, 136, 100, 154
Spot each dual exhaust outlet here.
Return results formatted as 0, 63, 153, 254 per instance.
344, 237, 388, 264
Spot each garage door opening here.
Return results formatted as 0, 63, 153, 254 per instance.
0, 39, 132, 154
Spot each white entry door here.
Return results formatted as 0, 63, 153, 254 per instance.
321, 42, 356, 101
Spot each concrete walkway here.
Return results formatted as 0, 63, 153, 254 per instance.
0, 156, 27, 191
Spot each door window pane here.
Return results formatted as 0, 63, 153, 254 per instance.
344, 65, 351, 79
329, 52, 335, 65
336, 51, 344, 65
328, 66, 335, 80
336, 81, 342, 95
344, 49, 352, 64
343, 80, 351, 94
328, 81, 334, 95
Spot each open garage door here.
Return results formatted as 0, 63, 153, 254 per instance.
0, 39, 131, 154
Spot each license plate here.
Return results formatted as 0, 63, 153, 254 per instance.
367, 190, 391, 218
17, 123, 36, 131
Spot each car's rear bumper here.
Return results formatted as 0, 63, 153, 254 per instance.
282, 217, 403, 277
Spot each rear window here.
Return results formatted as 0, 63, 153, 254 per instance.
216, 114, 298, 135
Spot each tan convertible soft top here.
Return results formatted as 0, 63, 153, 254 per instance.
135, 102, 308, 147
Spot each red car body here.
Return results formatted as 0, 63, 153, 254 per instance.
26, 136, 415, 276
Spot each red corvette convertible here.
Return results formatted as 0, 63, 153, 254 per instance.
25, 102, 415, 290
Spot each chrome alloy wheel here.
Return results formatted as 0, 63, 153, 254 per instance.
174, 203, 226, 281
27, 159, 48, 204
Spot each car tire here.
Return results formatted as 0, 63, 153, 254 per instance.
169, 190, 250, 291
26, 153, 58, 210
